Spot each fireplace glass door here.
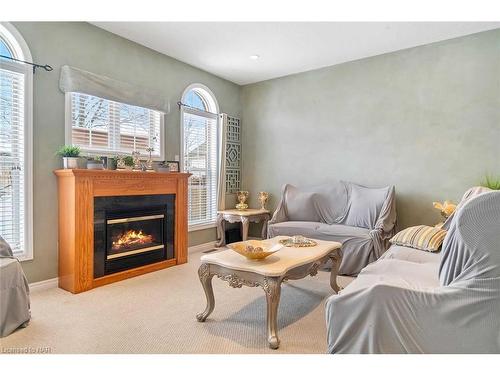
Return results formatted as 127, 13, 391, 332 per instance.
106, 211, 165, 260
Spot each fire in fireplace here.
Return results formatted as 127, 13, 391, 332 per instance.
106, 213, 165, 261
112, 230, 154, 251
94, 195, 175, 278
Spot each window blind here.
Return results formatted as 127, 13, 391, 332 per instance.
0, 66, 25, 255
182, 108, 218, 227
69, 92, 162, 157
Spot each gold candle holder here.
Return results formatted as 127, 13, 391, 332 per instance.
258, 191, 269, 210
236, 191, 249, 210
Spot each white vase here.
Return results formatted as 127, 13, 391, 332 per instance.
63, 157, 79, 169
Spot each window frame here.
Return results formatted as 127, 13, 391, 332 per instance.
0, 22, 33, 261
64, 92, 165, 161
180, 83, 220, 232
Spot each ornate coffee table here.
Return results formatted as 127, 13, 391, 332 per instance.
196, 236, 342, 349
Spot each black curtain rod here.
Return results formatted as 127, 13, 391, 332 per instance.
0, 54, 53, 74
177, 101, 219, 116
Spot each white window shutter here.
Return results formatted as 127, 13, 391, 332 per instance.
182, 108, 218, 227
0, 66, 25, 255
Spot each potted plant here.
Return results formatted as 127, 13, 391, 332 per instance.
481, 174, 500, 190
122, 155, 135, 170
86, 156, 104, 170
56, 145, 81, 169
115, 155, 135, 170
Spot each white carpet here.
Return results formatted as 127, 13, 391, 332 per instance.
1, 250, 346, 354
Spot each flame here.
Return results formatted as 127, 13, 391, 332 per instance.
112, 230, 154, 250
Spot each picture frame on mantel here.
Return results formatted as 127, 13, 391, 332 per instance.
165, 161, 180, 172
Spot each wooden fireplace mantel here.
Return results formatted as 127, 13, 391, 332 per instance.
54, 169, 191, 293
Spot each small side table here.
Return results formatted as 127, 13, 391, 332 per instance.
216, 208, 271, 247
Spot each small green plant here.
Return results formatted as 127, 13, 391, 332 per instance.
86, 155, 102, 161
481, 174, 500, 190
123, 155, 134, 167
56, 145, 80, 157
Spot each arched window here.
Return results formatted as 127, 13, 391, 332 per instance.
180, 84, 219, 229
0, 23, 33, 260
0, 38, 14, 58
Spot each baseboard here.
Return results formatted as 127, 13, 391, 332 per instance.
29, 277, 58, 292
28, 241, 218, 292
188, 241, 218, 253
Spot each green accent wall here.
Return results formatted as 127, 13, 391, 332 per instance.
10, 23, 500, 283
241, 29, 500, 233
12, 22, 241, 282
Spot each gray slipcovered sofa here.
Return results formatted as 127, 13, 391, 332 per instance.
0, 235, 30, 337
268, 181, 396, 275
325, 186, 500, 353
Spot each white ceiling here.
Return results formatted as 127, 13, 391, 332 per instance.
92, 22, 500, 85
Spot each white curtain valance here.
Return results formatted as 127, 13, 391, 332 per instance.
59, 65, 170, 113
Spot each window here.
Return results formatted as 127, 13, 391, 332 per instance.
0, 23, 33, 260
0, 38, 13, 58
181, 84, 219, 229
66, 92, 164, 159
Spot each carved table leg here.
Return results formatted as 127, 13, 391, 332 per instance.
263, 277, 282, 349
329, 250, 342, 293
261, 218, 269, 239
215, 214, 226, 247
241, 217, 249, 241
196, 264, 215, 322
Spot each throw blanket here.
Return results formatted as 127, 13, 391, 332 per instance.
0, 235, 31, 337
325, 190, 500, 353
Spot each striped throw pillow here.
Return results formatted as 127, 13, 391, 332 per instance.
390, 225, 447, 252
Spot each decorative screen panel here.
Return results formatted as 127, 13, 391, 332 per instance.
224, 115, 241, 193
226, 169, 240, 194
226, 116, 240, 143
226, 143, 240, 169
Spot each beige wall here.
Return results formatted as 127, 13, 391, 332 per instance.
241, 29, 500, 232
12, 22, 241, 282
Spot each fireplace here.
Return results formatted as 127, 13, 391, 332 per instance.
107, 211, 164, 259
94, 194, 175, 278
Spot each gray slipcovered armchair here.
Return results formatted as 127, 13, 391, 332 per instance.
325, 189, 500, 353
0, 235, 30, 337
268, 181, 396, 275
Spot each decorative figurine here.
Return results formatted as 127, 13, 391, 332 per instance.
433, 200, 457, 228
116, 155, 126, 170
236, 191, 249, 210
132, 151, 142, 171
258, 191, 269, 210
433, 200, 457, 219
145, 147, 154, 172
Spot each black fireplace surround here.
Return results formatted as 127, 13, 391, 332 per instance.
94, 194, 175, 278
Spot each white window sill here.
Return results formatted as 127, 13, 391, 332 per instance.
14, 253, 33, 262
188, 222, 216, 232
